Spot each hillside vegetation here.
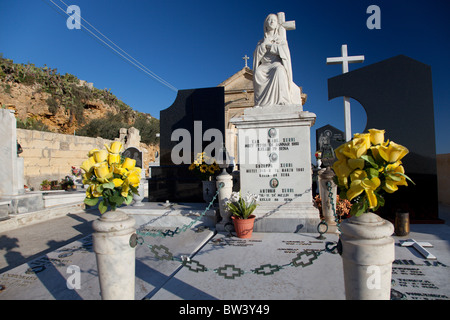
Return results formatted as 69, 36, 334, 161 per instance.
0, 54, 159, 145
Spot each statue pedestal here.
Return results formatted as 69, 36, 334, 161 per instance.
231, 105, 320, 232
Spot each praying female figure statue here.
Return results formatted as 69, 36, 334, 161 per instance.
253, 13, 302, 107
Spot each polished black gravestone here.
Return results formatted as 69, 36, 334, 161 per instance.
328, 55, 440, 223
316, 124, 345, 166
149, 87, 225, 202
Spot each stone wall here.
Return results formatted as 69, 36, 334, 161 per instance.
17, 128, 159, 191
437, 153, 450, 206
17, 129, 115, 190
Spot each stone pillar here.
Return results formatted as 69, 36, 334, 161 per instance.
340, 212, 395, 300
92, 210, 136, 300
318, 166, 338, 233
216, 170, 233, 231
0, 109, 23, 196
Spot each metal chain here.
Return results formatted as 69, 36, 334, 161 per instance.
326, 181, 341, 231
135, 182, 223, 241
145, 244, 326, 279
133, 181, 328, 279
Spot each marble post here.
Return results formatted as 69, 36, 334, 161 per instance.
216, 170, 233, 231
340, 212, 395, 300
318, 167, 339, 233
92, 210, 136, 300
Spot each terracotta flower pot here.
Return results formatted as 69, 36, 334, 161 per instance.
232, 215, 256, 239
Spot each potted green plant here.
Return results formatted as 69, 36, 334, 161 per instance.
226, 192, 258, 239
40, 179, 51, 191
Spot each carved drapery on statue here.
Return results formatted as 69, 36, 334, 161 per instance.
253, 13, 302, 107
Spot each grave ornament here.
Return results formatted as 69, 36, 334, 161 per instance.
253, 13, 302, 107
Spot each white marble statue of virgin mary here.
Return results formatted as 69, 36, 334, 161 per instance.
253, 14, 302, 107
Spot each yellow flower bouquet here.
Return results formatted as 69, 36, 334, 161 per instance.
81, 141, 141, 214
332, 129, 414, 217
188, 152, 221, 180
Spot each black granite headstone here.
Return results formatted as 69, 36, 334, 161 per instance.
316, 124, 345, 166
328, 55, 440, 223
122, 147, 143, 168
149, 87, 225, 202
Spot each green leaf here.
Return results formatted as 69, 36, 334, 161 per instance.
84, 197, 99, 207
394, 172, 416, 185
361, 155, 378, 168
99, 200, 108, 214
351, 200, 368, 217
386, 173, 402, 181
367, 167, 379, 179
102, 182, 115, 189
124, 194, 133, 205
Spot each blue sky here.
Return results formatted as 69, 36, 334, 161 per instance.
1, 0, 449, 155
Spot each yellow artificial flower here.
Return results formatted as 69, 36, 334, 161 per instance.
121, 181, 131, 197
334, 144, 348, 161
88, 149, 99, 157
368, 129, 385, 145
188, 163, 196, 170
383, 163, 408, 193
332, 159, 353, 186
126, 169, 141, 187
341, 135, 370, 159
86, 183, 102, 198
81, 157, 96, 173
208, 165, 216, 174
111, 178, 123, 188
93, 150, 108, 163
111, 163, 126, 176
347, 158, 365, 170
94, 162, 113, 183
105, 141, 123, 154
378, 141, 409, 163
122, 158, 136, 171
82, 172, 93, 185
108, 153, 121, 166
199, 164, 208, 173
347, 170, 381, 209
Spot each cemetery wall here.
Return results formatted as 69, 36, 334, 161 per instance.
16, 129, 115, 190
437, 153, 450, 206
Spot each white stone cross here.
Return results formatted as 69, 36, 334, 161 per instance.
242, 55, 249, 68
400, 239, 436, 260
326, 44, 365, 141
276, 12, 296, 41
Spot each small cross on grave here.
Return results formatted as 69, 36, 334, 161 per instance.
400, 239, 436, 260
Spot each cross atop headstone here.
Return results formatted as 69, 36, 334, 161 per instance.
400, 239, 436, 260
327, 44, 365, 141
242, 55, 249, 68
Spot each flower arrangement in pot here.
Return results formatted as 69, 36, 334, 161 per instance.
81, 141, 141, 214
332, 129, 414, 300
332, 128, 414, 217
226, 192, 258, 239
188, 152, 221, 180
189, 152, 221, 202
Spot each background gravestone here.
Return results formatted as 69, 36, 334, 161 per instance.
316, 124, 345, 166
122, 147, 143, 168
148, 87, 225, 202
328, 55, 440, 223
